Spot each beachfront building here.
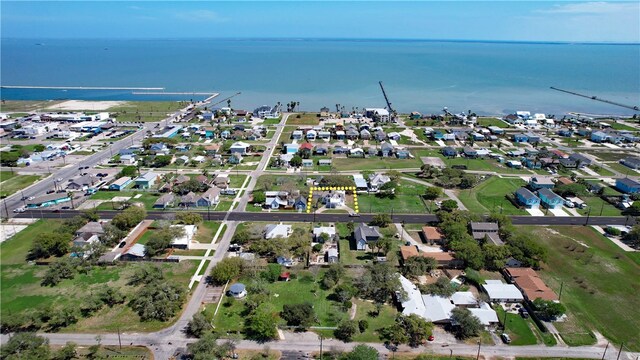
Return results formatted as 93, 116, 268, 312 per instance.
253, 105, 280, 119
365, 108, 391, 122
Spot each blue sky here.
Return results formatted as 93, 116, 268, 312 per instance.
2, 1, 638, 42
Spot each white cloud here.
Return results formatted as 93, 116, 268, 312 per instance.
175, 10, 227, 22
539, 1, 639, 14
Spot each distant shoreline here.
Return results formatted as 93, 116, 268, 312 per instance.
2, 37, 639, 46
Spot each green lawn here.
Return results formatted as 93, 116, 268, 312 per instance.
229, 174, 248, 188
0, 100, 64, 112
608, 122, 638, 131
0, 171, 18, 182
576, 196, 621, 216
587, 165, 615, 176
357, 194, 428, 214
89, 191, 163, 210
0, 174, 43, 198
592, 152, 630, 161
194, 222, 222, 243
516, 226, 640, 350
457, 177, 528, 215
333, 157, 422, 171
210, 269, 349, 335
607, 162, 638, 176
477, 117, 509, 128
351, 299, 399, 342
0, 219, 58, 265
105, 101, 187, 122
286, 112, 322, 125
495, 306, 538, 345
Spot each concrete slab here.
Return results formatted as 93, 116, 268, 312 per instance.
549, 207, 570, 216
526, 208, 545, 216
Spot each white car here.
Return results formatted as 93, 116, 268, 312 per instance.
56, 178, 63, 182
13, 207, 26, 213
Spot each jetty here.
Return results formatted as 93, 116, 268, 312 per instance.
132, 92, 216, 95
1, 85, 165, 90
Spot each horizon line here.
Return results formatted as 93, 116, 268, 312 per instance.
2, 37, 639, 45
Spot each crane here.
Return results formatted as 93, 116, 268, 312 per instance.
550, 87, 639, 111
378, 81, 397, 121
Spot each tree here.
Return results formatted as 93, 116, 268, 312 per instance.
232, 229, 250, 245
187, 312, 210, 338
29, 232, 71, 260
356, 262, 401, 303
378, 181, 397, 199
622, 201, 640, 216
506, 234, 548, 268
370, 214, 391, 227
0, 332, 50, 360
48, 306, 79, 330
339, 344, 379, 360
289, 155, 303, 168
450, 308, 482, 339
532, 298, 566, 320
261, 263, 282, 283
281, 303, 317, 329
176, 212, 203, 225
41, 257, 78, 287
52, 342, 77, 360
396, 314, 433, 347
129, 280, 185, 321
623, 225, 640, 248
450, 240, 484, 270
209, 257, 244, 285
482, 243, 511, 270
97, 285, 125, 307
145, 226, 184, 258
152, 155, 172, 168
358, 319, 369, 333
0, 151, 20, 167
440, 199, 459, 211
334, 283, 356, 303
374, 236, 393, 255
554, 183, 588, 197
188, 333, 236, 360
334, 320, 358, 342
423, 187, 443, 200
80, 295, 105, 317
423, 276, 456, 297
128, 265, 164, 286
111, 206, 146, 231
119, 165, 138, 178
252, 190, 266, 204
246, 304, 278, 340
402, 256, 437, 278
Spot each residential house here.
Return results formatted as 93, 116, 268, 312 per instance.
615, 178, 640, 194
346, 128, 359, 139
526, 133, 541, 143
388, 132, 401, 141
512, 133, 528, 143
400, 246, 462, 268
109, 176, 132, 191
368, 173, 391, 191
121, 244, 146, 260
559, 158, 577, 169
277, 256, 296, 267
537, 188, 564, 209
306, 130, 317, 140
253, 105, 279, 119
353, 174, 368, 191
463, 146, 478, 158
621, 157, 640, 170
349, 148, 364, 157
591, 131, 609, 143
292, 130, 303, 140
528, 176, 555, 190
569, 153, 592, 168
314, 145, 328, 155
196, 175, 210, 185
335, 130, 346, 140
503, 114, 523, 125
442, 147, 457, 157
558, 128, 573, 137
196, 187, 220, 207
153, 193, 176, 209
325, 248, 339, 263
375, 130, 387, 142
204, 144, 220, 156
318, 159, 332, 166
230, 142, 250, 155
228, 153, 243, 165
120, 154, 137, 165
76, 222, 105, 238
134, 172, 158, 189
299, 142, 314, 154
422, 226, 444, 245
302, 159, 313, 167
481, 280, 524, 303
354, 223, 381, 250
504, 268, 558, 301
264, 223, 292, 239
488, 126, 504, 135
179, 192, 198, 208
170, 225, 198, 250
360, 129, 371, 140
380, 142, 394, 157
318, 131, 331, 140
523, 157, 542, 170
506, 160, 522, 169
213, 174, 230, 188
313, 226, 336, 242
396, 149, 411, 159
322, 191, 346, 208
515, 187, 540, 209
470, 222, 502, 245
174, 175, 190, 185
67, 174, 96, 190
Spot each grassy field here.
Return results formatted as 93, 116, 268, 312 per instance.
0, 173, 43, 198
0, 171, 18, 182
105, 101, 187, 122
89, 191, 162, 210
587, 165, 615, 176
0, 220, 198, 332
576, 196, 621, 216
49, 345, 152, 359
286, 112, 322, 125
495, 306, 538, 345
210, 269, 349, 334
0, 100, 64, 112
592, 152, 630, 161
194, 221, 222, 243
457, 177, 528, 215
606, 162, 638, 176
477, 117, 509, 128
516, 226, 640, 350
608, 122, 638, 131
351, 299, 399, 342
333, 157, 422, 171
357, 194, 428, 214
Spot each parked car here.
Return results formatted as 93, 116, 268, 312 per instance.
519, 308, 530, 318
564, 200, 575, 208
501, 333, 512, 344
119, 241, 127, 248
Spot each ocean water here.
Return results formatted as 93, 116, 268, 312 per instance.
1, 38, 639, 116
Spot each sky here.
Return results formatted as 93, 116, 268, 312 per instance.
1, 1, 639, 43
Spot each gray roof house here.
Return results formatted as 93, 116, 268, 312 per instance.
621, 157, 640, 170
153, 193, 176, 209
568, 153, 592, 168
354, 223, 381, 251
76, 222, 105, 237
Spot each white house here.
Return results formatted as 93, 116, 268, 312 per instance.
264, 223, 292, 239
368, 173, 391, 192
482, 280, 524, 303
170, 225, 198, 249
230, 142, 251, 155
313, 226, 336, 242
120, 154, 137, 165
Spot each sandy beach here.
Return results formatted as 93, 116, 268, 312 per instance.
46, 100, 126, 111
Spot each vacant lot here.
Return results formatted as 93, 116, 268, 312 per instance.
477, 117, 509, 128
457, 177, 528, 215
0, 173, 43, 198
515, 226, 640, 350
333, 157, 422, 171
286, 112, 322, 125
0, 100, 64, 112
0, 219, 198, 332
106, 101, 186, 122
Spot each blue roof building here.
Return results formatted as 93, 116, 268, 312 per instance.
537, 188, 564, 209
513, 133, 528, 143
615, 178, 640, 194
515, 188, 540, 209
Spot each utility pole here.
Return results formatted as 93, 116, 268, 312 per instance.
476, 340, 481, 360
558, 281, 564, 301
585, 208, 591, 226
117, 326, 122, 350
319, 334, 323, 360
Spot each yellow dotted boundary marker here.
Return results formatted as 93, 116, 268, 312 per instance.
306, 186, 359, 214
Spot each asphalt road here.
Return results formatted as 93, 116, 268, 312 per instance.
16, 209, 636, 226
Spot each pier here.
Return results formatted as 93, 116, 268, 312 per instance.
2, 85, 165, 90
132, 92, 216, 95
